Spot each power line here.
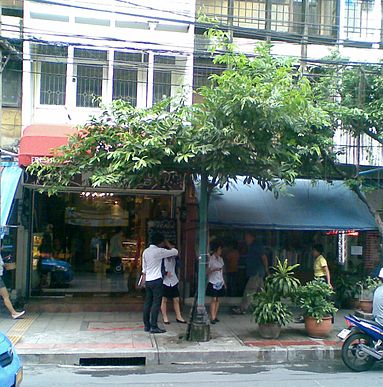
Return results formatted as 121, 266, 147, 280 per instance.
25, 0, 382, 47
28, 0, 194, 25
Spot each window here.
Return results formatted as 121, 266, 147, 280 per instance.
74, 49, 107, 108
112, 52, 146, 106
2, 60, 21, 107
40, 63, 67, 105
35, 44, 68, 106
153, 56, 175, 105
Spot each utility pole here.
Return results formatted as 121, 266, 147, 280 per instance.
356, 68, 366, 176
300, 0, 309, 74
189, 173, 210, 341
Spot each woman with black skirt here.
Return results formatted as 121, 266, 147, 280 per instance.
161, 255, 186, 324
206, 240, 226, 324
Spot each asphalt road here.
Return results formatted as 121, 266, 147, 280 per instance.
22, 361, 383, 387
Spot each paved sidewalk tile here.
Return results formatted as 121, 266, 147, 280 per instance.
1, 309, 351, 365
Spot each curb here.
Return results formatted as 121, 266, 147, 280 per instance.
18, 345, 341, 366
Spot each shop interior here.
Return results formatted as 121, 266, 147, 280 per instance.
210, 228, 365, 297
30, 191, 176, 296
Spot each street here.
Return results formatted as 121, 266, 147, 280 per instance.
22, 361, 383, 386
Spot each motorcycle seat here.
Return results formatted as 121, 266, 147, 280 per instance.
359, 317, 383, 329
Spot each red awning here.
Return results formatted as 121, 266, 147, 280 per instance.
18, 124, 77, 167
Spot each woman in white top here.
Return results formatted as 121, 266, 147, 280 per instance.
161, 255, 186, 324
206, 240, 226, 324
0, 244, 25, 319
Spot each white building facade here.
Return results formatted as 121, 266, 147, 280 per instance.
22, 0, 196, 128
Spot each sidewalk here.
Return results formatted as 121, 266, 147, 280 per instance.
0, 309, 349, 366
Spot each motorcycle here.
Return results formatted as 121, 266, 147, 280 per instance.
338, 314, 383, 372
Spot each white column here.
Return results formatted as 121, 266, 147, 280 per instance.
65, 46, 75, 115
338, 0, 346, 44
21, 41, 32, 129
146, 52, 154, 108
136, 61, 147, 108
184, 54, 194, 106
105, 48, 114, 104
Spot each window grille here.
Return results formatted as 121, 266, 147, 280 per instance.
33, 44, 68, 106
35, 44, 68, 58
2, 60, 21, 107
40, 62, 67, 105
193, 57, 225, 90
153, 56, 175, 106
112, 52, 147, 106
74, 49, 107, 108
196, 0, 337, 38
76, 64, 103, 108
344, 0, 376, 40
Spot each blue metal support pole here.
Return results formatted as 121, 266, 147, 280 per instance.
189, 172, 210, 341
197, 172, 208, 307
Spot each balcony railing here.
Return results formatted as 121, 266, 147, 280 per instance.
196, 0, 382, 45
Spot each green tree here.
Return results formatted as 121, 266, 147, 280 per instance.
312, 54, 383, 234
29, 33, 335, 337
29, 41, 333, 194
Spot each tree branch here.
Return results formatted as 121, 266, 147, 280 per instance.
321, 150, 383, 237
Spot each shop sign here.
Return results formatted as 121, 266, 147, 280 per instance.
65, 207, 129, 227
134, 171, 185, 191
326, 229, 359, 236
147, 219, 177, 244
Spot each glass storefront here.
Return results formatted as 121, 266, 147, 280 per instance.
209, 228, 366, 297
29, 190, 176, 296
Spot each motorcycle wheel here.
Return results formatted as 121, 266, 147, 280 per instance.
341, 332, 376, 372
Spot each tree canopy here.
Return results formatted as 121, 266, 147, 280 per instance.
29, 38, 335, 194
313, 55, 383, 147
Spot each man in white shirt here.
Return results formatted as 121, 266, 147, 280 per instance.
142, 233, 178, 334
373, 268, 383, 326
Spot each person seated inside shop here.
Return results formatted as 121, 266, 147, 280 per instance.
108, 228, 125, 273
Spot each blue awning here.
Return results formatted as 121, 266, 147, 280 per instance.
1, 163, 22, 232
208, 179, 378, 231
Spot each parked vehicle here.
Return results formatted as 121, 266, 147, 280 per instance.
338, 314, 383, 372
39, 258, 74, 287
0, 331, 23, 387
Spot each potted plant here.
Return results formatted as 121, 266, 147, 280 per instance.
251, 259, 300, 339
295, 278, 338, 338
252, 289, 293, 339
266, 259, 301, 298
334, 274, 360, 309
357, 276, 381, 313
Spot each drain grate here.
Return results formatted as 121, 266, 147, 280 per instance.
79, 357, 146, 366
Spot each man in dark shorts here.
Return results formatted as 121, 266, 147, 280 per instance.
233, 232, 269, 314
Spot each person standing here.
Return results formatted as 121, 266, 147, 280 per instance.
0, 243, 25, 319
142, 233, 178, 334
90, 231, 101, 261
233, 232, 269, 314
373, 268, 383, 326
39, 224, 53, 256
206, 240, 226, 324
109, 228, 124, 273
312, 243, 332, 288
161, 254, 186, 324
223, 241, 240, 297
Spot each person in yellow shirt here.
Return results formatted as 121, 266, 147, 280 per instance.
312, 244, 332, 289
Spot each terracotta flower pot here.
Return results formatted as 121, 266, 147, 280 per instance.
258, 323, 281, 339
359, 300, 373, 313
304, 316, 332, 338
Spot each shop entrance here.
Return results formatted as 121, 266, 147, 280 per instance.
30, 190, 176, 297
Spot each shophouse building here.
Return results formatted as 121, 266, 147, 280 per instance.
2, 0, 383, 303
9, 0, 196, 302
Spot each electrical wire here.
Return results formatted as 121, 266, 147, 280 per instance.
23, 0, 382, 47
